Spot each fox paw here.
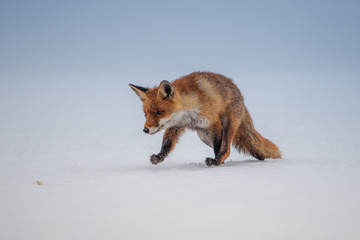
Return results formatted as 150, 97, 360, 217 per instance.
205, 158, 220, 167
150, 154, 164, 165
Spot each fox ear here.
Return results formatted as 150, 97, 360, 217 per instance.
158, 80, 174, 100
129, 84, 148, 102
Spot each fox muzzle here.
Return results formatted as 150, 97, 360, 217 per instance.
143, 127, 150, 134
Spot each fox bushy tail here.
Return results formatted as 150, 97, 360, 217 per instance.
233, 108, 281, 160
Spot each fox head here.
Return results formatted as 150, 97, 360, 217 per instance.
129, 80, 180, 134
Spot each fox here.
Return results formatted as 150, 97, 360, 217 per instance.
129, 71, 281, 167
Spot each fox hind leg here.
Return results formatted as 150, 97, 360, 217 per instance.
217, 122, 238, 165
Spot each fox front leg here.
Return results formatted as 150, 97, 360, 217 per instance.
150, 127, 184, 165
205, 118, 238, 167
203, 122, 223, 167
205, 133, 222, 167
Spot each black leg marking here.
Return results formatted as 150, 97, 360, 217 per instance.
150, 127, 184, 165
205, 158, 220, 167
213, 136, 222, 157
150, 154, 164, 165
150, 139, 171, 165
159, 138, 172, 157
205, 128, 223, 167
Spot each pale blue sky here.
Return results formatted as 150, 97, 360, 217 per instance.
1, 0, 359, 79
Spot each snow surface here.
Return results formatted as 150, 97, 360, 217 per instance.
1, 74, 360, 240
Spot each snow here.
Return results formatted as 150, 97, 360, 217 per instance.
1, 74, 360, 240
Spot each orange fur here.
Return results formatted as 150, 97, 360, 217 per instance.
130, 72, 281, 166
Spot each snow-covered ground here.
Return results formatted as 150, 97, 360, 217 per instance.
1, 73, 359, 240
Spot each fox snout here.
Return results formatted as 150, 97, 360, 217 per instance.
144, 117, 162, 135
143, 127, 149, 134
143, 125, 161, 135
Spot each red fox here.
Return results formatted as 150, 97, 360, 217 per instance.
129, 72, 281, 166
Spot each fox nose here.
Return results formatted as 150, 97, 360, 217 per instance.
143, 127, 149, 134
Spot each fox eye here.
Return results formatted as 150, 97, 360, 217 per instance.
156, 110, 164, 115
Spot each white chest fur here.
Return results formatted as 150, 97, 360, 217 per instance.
159, 109, 210, 130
